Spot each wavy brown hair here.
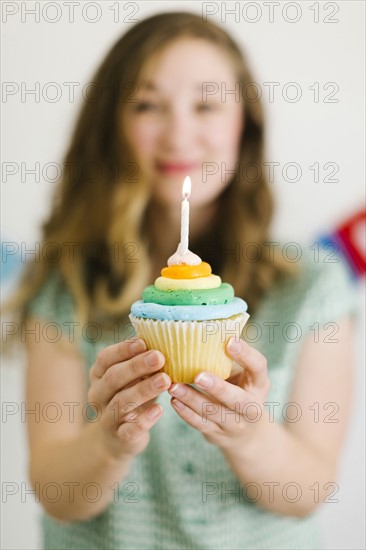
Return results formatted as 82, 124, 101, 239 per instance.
3, 12, 296, 346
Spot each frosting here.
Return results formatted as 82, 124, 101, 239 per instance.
167, 245, 201, 266
155, 274, 221, 291
131, 297, 248, 321
161, 262, 211, 279
142, 283, 234, 306
131, 256, 248, 320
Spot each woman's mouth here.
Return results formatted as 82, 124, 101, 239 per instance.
156, 161, 199, 175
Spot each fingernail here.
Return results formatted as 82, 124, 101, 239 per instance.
152, 373, 169, 389
172, 398, 185, 410
146, 351, 160, 367
227, 338, 241, 354
148, 404, 162, 419
169, 384, 186, 397
130, 339, 146, 354
195, 372, 213, 388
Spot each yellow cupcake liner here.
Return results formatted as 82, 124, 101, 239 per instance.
129, 312, 250, 383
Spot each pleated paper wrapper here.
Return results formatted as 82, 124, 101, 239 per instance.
129, 312, 250, 383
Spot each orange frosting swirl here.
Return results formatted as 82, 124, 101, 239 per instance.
161, 262, 212, 279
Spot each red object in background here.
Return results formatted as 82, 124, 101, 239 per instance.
335, 209, 366, 276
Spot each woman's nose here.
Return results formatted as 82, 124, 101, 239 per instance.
160, 107, 196, 153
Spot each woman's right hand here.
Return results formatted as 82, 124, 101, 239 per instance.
88, 339, 171, 461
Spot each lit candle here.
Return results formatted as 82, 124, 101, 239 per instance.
179, 176, 191, 255
168, 175, 200, 265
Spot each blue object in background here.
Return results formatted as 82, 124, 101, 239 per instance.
318, 209, 366, 282
1, 239, 23, 282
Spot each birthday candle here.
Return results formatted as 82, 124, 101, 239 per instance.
168, 176, 200, 266
180, 176, 191, 255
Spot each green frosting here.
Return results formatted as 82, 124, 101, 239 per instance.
142, 283, 234, 306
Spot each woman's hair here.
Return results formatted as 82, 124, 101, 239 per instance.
3, 11, 296, 344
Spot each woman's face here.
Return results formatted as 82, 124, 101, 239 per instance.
122, 38, 244, 209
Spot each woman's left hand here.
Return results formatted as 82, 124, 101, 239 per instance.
168, 337, 270, 451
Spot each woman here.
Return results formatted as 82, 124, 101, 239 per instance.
4, 12, 357, 550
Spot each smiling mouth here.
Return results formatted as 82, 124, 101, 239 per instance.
156, 162, 199, 174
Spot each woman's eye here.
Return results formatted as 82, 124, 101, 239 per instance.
134, 101, 159, 112
196, 103, 216, 112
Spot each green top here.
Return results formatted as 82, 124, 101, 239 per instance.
26, 248, 358, 550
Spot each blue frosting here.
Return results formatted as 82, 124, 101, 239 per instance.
130, 297, 248, 321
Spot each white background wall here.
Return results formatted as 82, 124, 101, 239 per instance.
1, 1, 365, 548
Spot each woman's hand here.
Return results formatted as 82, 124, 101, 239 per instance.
88, 339, 171, 461
168, 337, 270, 453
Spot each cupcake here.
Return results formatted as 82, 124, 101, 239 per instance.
129, 248, 249, 383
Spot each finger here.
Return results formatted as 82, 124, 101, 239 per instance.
226, 338, 268, 389
231, 362, 242, 377
117, 399, 155, 424
90, 339, 147, 381
226, 361, 242, 383
110, 372, 171, 421
91, 350, 165, 406
193, 372, 255, 413
117, 402, 163, 442
170, 397, 218, 435
103, 398, 154, 433
169, 380, 249, 424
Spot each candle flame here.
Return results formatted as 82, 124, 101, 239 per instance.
182, 176, 191, 199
